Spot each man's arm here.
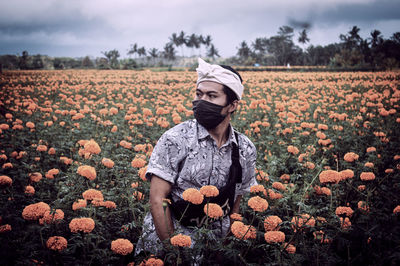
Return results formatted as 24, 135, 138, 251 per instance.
149, 175, 174, 242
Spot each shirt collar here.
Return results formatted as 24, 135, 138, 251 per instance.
195, 119, 238, 146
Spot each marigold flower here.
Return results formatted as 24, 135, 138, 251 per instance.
2, 162, 13, 169
339, 169, 354, 180
84, 139, 101, 154
22, 202, 50, 220
204, 203, 223, 219
250, 184, 266, 194
335, 206, 354, 217
36, 145, 48, 152
231, 221, 256, 240
101, 200, 117, 209
40, 209, 64, 224
26, 121, 35, 129
357, 201, 369, 212
340, 217, 351, 230
131, 157, 147, 168
182, 188, 204, 205
72, 199, 87, 211
133, 191, 144, 200
264, 215, 282, 231
120, 140, 132, 149
82, 189, 104, 201
77, 165, 97, 180
343, 152, 359, 162
283, 242, 296, 253
291, 214, 315, 231
69, 217, 95, 233
170, 233, 191, 247
48, 147, 56, 155
319, 170, 341, 183
46, 236, 67, 251
200, 185, 219, 197
264, 231, 285, 243
267, 189, 283, 200
101, 158, 115, 168
60, 156, 73, 165
111, 238, 134, 255
0, 124, 9, 130
366, 147, 376, 153
272, 181, 286, 191
141, 257, 164, 266
358, 185, 366, 191
393, 205, 400, 214
230, 213, 242, 221
287, 145, 299, 155
0, 175, 12, 186
25, 185, 35, 195
45, 168, 59, 179
360, 172, 375, 181
248, 196, 269, 212
138, 166, 147, 181
0, 224, 12, 233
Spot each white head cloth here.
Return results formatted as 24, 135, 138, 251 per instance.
196, 58, 244, 100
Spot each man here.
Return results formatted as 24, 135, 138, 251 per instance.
135, 58, 257, 256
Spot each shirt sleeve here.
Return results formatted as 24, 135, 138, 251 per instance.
236, 138, 258, 195
145, 132, 184, 184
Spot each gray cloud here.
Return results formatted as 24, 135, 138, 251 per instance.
0, 0, 399, 58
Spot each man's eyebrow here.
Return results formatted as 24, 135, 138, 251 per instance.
196, 88, 219, 94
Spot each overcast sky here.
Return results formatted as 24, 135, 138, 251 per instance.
0, 0, 399, 58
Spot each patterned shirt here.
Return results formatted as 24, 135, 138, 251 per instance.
135, 119, 257, 255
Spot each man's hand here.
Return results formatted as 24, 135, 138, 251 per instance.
149, 175, 174, 242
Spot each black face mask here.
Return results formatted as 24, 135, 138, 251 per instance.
192, 100, 228, 130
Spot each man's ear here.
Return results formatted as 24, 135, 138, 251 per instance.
228, 100, 239, 113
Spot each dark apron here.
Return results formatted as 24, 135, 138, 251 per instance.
169, 132, 242, 227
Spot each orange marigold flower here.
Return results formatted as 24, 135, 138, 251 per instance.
48, 147, 56, 155
366, 147, 376, 153
335, 206, 354, 217
280, 174, 290, 181
231, 221, 256, 240
111, 238, 134, 255
77, 165, 97, 180
319, 170, 341, 183
82, 189, 104, 201
60, 156, 73, 165
2, 162, 13, 169
291, 214, 315, 231
357, 201, 369, 212
230, 213, 243, 221
248, 196, 269, 212
101, 200, 117, 209
182, 188, 204, 205
393, 205, 400, 214
264, 231, 285, 243
133, 191, 144, 201
360, 172, 375, 181
45, 168, 59, 179
69, 217, 95, 233
141, 257, 164, 266
358, 185, 366, 191
200, 185, 219, 197
250, 184, 266, 194
364, 162, 374, 168
170, 233, 191, 247
283, 243, 296, 253
0, 124, 9, 130
131, 157, 146, 168
0, 224, 12, 233
26, 121, 35, 129
264, 215, 282, 231
72, 199, 87, 211
340, 217, 351, 230
267, 189, 283, 200
40, 209, 64, 224
287, 145, 299, 155
272, 181, 286, 191
22, 202, 50, 220
339, 169, 354, 180
0, 175, 12, 186
343, 152, 359, 162
25, 185, 35, 195
37, 145, 48, 152
204, 203, 223, 219
101, 158, 115, 168
138, 166, 147, 181
120, 140, 132, 149
46, 236, 67, 251
84, 139, 101, 154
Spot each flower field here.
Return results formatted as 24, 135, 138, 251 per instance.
0, 69, 400, 265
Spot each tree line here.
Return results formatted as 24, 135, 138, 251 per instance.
0, 26, 399, 70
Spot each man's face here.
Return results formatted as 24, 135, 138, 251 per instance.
195, 81, 227, 106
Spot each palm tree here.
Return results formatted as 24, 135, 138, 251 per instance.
148, 48, 159, 65
298, 29, 310, 49
127, 43, 138, 58
369, 30, 382, 48
206, 44, 220, 61
137, 47, 146, 57
178, 31, 186, 57
162, 43, 176, 60
186, 34, 200, 57
237, 41, 251, 60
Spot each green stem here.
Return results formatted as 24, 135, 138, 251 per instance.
298, 166, 323, 213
